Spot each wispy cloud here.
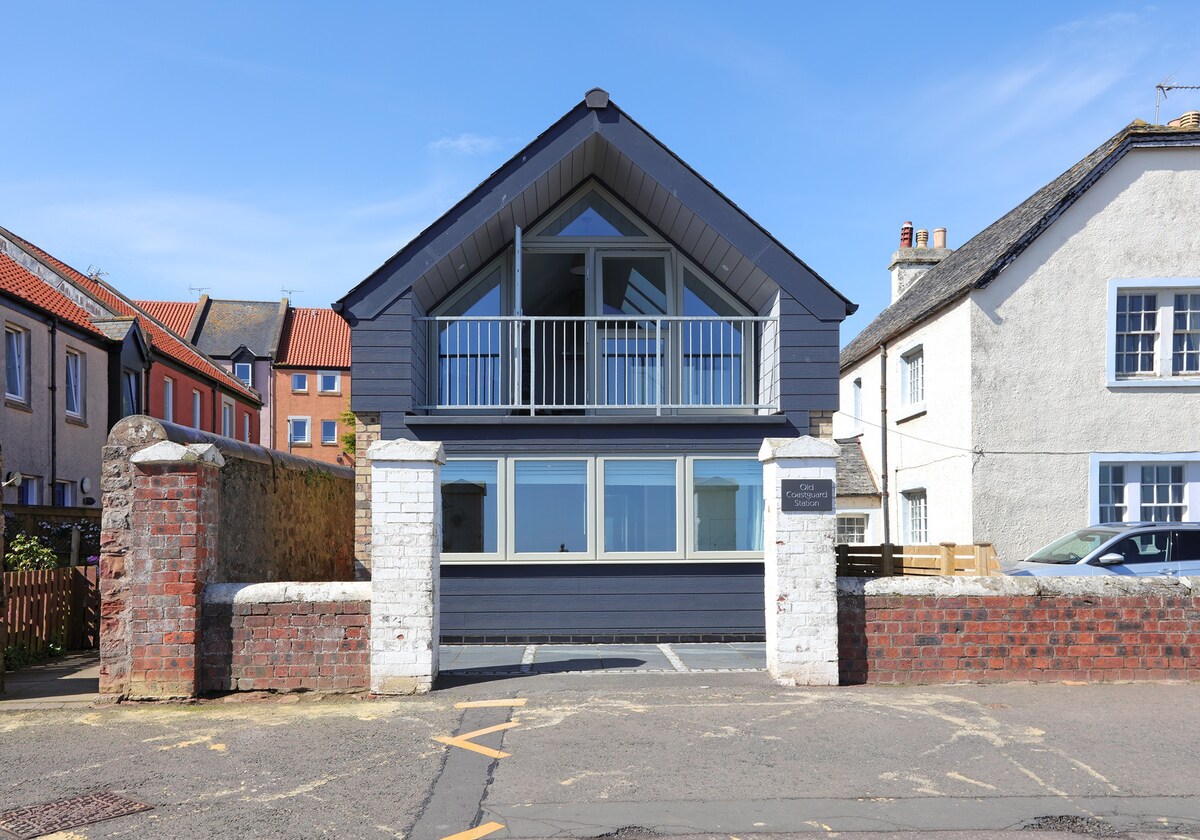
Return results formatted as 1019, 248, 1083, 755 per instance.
427, 133, 501, 155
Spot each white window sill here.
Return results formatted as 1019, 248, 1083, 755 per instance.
894, 403, 927, 424
1108, 376, 1200, 388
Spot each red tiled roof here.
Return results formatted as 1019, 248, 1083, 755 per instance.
0, 254, 104, 337
5, 233, 260, 403
277, 307, 351, 368
135, 300, 198, 339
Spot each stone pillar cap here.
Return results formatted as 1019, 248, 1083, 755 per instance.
758, 436, 838, 462
367, 439, 446, 464
130, 441, 225, 467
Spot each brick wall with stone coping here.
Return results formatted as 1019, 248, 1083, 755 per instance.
838, 576, 1200, 685
201, 582, 370, 693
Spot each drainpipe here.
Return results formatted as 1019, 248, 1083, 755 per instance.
47, 317, 58, 503
879, 343, 890, 544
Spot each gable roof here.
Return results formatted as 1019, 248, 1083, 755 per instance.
277, 307, 351, 368
0, 228, 261, 403
841, 122, 1200, 371
0, 253, 106, 338
190, 298, 288, 359
136, 299, 198, 338
338, 90, 855, 322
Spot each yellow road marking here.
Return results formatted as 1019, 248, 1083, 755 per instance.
440, 821, 505, 840
455, 699, 528, 709
433, 721, 521, 759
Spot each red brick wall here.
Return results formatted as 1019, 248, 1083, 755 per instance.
839, 593, 1200, 685
201, 599, 369, 693
146, 361, 261, 443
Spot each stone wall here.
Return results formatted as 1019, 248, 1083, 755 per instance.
100, 417, 355, 699
838, 576, 1200, 684
353, 411, 380, 578
201, 583, 370, 693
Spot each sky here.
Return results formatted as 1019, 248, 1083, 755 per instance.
3, 2, 1200, 344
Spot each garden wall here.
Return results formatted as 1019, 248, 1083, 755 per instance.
100, 417, 355, 699
201, 583, 370, 693
838, 576, 1200, 684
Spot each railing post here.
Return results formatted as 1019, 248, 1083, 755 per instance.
655, 318, 662, 415
939, 542, 956, 575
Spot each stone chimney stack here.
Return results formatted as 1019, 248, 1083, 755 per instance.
890, 221, 953, 302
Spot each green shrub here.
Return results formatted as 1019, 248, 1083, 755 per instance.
3, 644, 33, 672
4, 533, 58, 571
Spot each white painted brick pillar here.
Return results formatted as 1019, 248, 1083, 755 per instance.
367, 439, 444, 694
758, 436, 839, 686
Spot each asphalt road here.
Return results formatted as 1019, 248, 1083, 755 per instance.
2, 674, 1200, 838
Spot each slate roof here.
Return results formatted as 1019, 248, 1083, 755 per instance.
136, 300, 198, 338
0, 229, 260, 402
835, 437, 880, 497
276, 307, 351, 368
191, 299, 287, 358
840, 122, 1200, 371
0, 253, 104, 337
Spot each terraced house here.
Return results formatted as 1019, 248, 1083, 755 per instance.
337, 90, 855, 641
0, 228, 261, 507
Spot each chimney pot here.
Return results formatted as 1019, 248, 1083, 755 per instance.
900, 221, 914, 248
915, 229, 929, 249
933, 227, 947, 249
1178, 110, 1200, 130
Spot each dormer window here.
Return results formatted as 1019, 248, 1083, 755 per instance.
233, 362, 253, 387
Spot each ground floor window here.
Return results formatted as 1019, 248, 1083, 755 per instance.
902, 490, 928, 544
1094, 456, 1195, 524
836, 514, 868, 544
440, 454, 762, 562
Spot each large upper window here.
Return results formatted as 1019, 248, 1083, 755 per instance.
537, 191, 648, 238
901, 346, 924, 406
64, 350, 83, 418
1111, 282, 1200, 385
440, 455, 763, 562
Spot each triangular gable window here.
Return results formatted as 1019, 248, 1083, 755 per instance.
539, 190, 648, 237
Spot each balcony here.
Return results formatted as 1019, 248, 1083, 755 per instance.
420, 316, 778, 414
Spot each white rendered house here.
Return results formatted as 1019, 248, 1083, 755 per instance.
834, 117, 1200, 563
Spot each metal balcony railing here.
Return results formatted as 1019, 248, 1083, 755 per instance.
419, 316, 778, 414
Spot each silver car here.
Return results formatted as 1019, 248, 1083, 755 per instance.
1003, 523, 1200, 577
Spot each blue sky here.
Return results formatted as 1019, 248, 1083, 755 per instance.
3, 2, 1199, 343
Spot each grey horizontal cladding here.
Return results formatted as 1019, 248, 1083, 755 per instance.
440, 563, 765, 637
400, 416, 797, 454
354, 345, 411, 364
593, 114, 848, 321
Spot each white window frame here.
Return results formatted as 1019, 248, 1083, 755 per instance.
836, 513, 869, 545
243, 412, 251, 442
1090, 453, 1198, 525
17, 475, 41, 506
64, 348, 84, 419
317, 371, 341, 394
5, 324, 28, 403
192, 390, 202, 429
221, 399, 234, 437
233, 361, 253, 387
288, 416, 311, 445
1107, 279, 1200, 387
902, 489, 928, 544
900, 345, 925, 409
162, 376, 174, 424
320, 419, 337, 445
291, 373, 308, 392
53, 480, 75, 507
441, 454, 765, 564
851, 377, 863, 431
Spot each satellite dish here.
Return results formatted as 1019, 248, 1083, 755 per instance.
2, 471, 23, 489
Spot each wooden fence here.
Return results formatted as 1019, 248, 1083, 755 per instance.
3, 567, 99, 656
836, 542, 1000, 577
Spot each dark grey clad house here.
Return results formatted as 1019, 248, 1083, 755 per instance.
336, 90, 854, 642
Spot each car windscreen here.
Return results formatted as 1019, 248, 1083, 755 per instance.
1024, 528, 1121, 564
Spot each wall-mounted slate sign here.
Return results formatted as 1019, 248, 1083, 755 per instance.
781, 479, 834, 513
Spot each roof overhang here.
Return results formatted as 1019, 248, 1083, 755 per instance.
338, 94, 855, 321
